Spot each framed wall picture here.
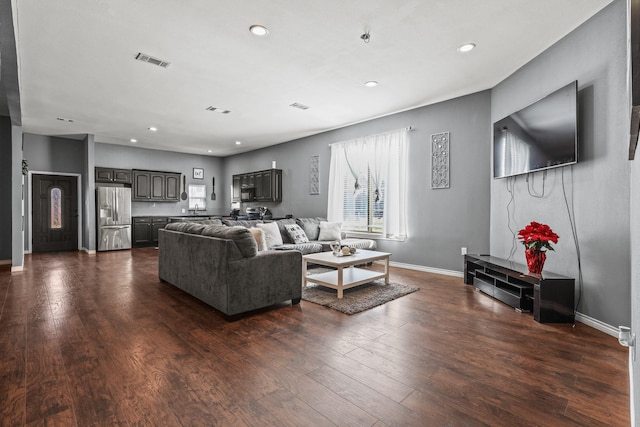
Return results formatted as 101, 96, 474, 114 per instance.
193, 168, 204, 179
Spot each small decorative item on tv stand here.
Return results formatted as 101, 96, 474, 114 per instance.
517, 221, 559, 274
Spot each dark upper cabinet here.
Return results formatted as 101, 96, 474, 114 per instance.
232, 175, 241, 202
95, 167, 132, 184
132, 170, 181, 202
164, 174, 180, 201
150, 174, 165, 200
132, 171, 152, 200
232, 169, 282, 203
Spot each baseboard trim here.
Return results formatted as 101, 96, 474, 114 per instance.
0, 259, 11, 265
574, 311, 618, 337
10, 265, 24, 273
83, 248, 96, 255
388, 261, 464, 278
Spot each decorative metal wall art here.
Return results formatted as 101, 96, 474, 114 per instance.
431, 132, 450, 189
309, 155, 320, 195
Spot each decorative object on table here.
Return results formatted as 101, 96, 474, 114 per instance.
330, 240, 341, 255
309, 155, 320, 195
302, 271, 419, 315
211, 177, 216, 200
193, 168, 204, 179
431, 131, 450, 189
22, 159, 29, 175
517, 221, 559, 274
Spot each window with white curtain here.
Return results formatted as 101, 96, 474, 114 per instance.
327, 128, 408, 240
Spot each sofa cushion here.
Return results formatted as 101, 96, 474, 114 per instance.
295, 217, 325, 241
222, 219, 263, 228
257, 222, 284, 248
267, 218, 296, 244
165, 222, 207, 235
201, 225, 258, 257
284, 224, 310, 244
273, 242, 323, 255
199, 218, 223, 226
249, 227, 268, 251
318, 221, 342, 241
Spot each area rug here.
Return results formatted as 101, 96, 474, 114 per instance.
302, 276, 420, 315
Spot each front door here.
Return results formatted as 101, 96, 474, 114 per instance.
32, 174, 79, 252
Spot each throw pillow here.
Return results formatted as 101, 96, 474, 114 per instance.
256, 221, 283, 248
295, 217, 325, 241
249, 227, 268, 251
284, 224, 310, 244
318, 221, 342, 241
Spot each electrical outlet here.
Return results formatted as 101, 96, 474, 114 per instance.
181, 208, 186, 213
461, 247, 467, 255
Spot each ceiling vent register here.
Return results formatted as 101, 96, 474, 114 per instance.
290, 103, 310, 110
135, 53, 171, 69
206, 106, 231, 114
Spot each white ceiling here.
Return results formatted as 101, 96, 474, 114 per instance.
13, 0, 612, 156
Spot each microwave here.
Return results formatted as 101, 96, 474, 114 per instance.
241, 186, 255, 201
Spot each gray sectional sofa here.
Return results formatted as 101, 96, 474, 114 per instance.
158, 222, 302, 319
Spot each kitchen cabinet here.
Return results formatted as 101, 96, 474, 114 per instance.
232, 169, 282, 203
132, 170, 181, 202
95, 167, 132, 184
133, 216, 168, 247
232, 175, 241, 202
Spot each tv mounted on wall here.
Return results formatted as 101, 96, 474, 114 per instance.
493, 81, 578, 179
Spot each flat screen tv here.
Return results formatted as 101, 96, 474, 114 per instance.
493, 81, 578, 179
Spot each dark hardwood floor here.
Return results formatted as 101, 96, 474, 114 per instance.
0, 248, 630, 426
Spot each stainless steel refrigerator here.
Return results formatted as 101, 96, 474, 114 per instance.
97, 186, 132, 251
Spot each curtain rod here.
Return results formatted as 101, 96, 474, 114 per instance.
328, 126, 413, 147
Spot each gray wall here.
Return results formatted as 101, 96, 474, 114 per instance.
82, 134, 95, 251
225, 90, 492, 272
94, 143, 225, 217
630, 134, 640, 427
23, 133, 86, 174
490, 1, 630, 327
0, 116, 11, 261
11, 125, 23, 268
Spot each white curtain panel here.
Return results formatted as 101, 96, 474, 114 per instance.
328, 129, 408, 239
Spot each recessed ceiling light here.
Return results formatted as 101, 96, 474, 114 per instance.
249, 25, 269, 37
148, 126, 158, 132
364, 81, 378, 87
207, 150, 212, 153
130, 139, 137, 143
457, 43, 476, 53
235, 141, 242, 145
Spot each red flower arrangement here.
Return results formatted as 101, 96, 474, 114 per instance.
518, 221, 559, 274
517, 221, 559, 251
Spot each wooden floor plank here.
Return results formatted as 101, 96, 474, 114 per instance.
0, 249, 630, 426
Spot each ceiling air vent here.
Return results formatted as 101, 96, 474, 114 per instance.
206, 106, 231, 114
135, 52, 171, 69
290, 102, 310, 110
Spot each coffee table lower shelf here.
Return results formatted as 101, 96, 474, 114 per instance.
306, 268, 387, 298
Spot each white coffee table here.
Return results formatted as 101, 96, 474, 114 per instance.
303, 249, 392, 299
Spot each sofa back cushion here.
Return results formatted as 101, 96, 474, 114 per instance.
165, 222, 207, 235
256, 222, 284, 248
269, 218, 296, 243
201, 225, 258, 258
222, 219, 263, 228
295, 217, 326, 241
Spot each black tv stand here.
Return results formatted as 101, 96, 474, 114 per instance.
464, 254, 575, 323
